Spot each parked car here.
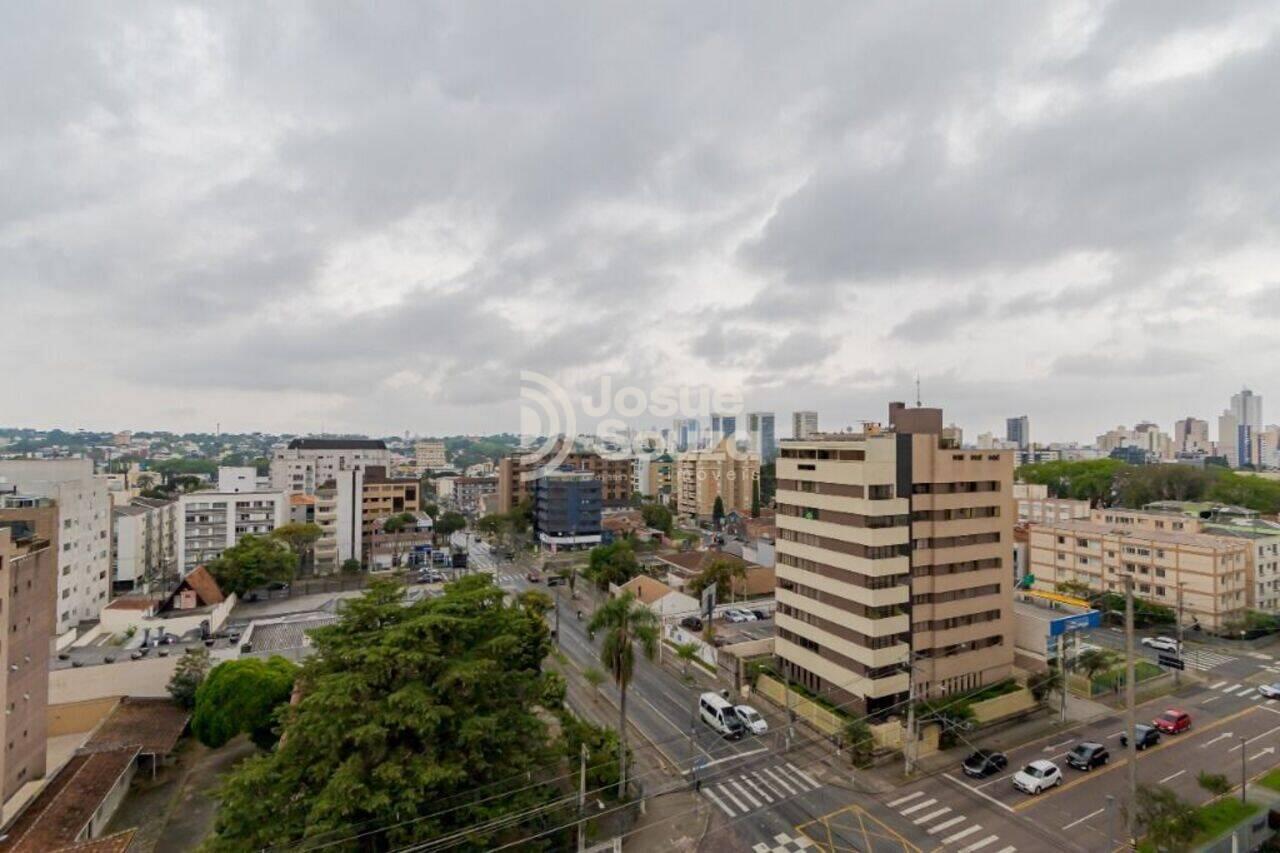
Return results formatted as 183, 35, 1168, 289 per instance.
699, 692, 744, 739
1120, 724, 1161, 750
1066, 742, 1110, 771
1153, 709, 1191, 735
1012, 760, 1062, 795
546, 574, 566, 587
961, 750, 1008, 779
680, 616, 704, 632
737, 609, 759, 622
721, 609, 747, 623
750, 609, 771, 621
1141, 636, 1180, 653
525, 571, 542, 583
734, 705, 768, 735
1259, 683, 1280, 699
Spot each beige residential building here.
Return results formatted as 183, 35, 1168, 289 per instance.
0, 504, 57, 802
497, 449, 633, 513
361, 466, 420, 541
774, 403, 1014, 718
1013, 483, 1091, 525
414, 440, 447, 474
1027, 508, 1250, 631
676, 440, 760, 522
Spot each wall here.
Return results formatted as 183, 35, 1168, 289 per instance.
969, 688, 1038, 724
50, 648, 237, 704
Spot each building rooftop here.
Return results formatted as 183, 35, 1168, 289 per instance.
1033, 519, 1253, 549
0, 747, 140, 853
85, 698, 191, 757
287, 438, 387, 451
245, 612, 340, 652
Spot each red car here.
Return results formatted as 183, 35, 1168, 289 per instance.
1153, 709, 1191, 735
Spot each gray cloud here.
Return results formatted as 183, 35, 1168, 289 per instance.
2, 2, 1279, 440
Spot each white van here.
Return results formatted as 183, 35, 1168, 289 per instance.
700, 692, 745, 739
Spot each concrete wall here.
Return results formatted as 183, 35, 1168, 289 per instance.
970, 688, 1038, 724
50, 648, 237, 704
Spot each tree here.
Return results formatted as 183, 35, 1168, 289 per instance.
588, 591, 659, 798
673, 642, 699, 679
687, 557, 747, 603
751, 478, 761, 518
206, 534, 297, 598
340, 558, 363, 574
1131, 783, 1200, 851
193, 657, 299, 750
381, 512, 419, 568
639, 502, 673, 536
1076, 649, 1115, 683
585, 540, 641, 589
168, 647, 211, 709
712, 496, 725, 530
434, 510, 467, 543
270, 522, 323, 573
915, 698, 976, 749
583, 666, 606, 699
842, 717, 875, 768
422, 503, 439, 519
1054, 580, 1092, 600
1028, 666, 1062, 703
559, 714, 626, 797
1197, 771, 1232, 796
206, 576, 564, 851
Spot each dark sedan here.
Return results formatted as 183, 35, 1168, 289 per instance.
962, 750, 1008, 778
1120, 724, 1161, 750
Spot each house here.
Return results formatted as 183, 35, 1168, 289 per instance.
611, 576, 698, 619
655, 549, 775, 598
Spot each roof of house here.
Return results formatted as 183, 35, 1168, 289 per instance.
616, 576, 681, 606
111, 504, 148, 518
55, 830, 136, 853
174, 565, 225, 606
287, 438, 387, 450
289, 493, 317, 506
102, 596, 159, 612
1031, 519, 1254, 549
85, 698, 190, 757
0, 747, 140, 853
129, 496, 174, 509
657, 549, 750, 576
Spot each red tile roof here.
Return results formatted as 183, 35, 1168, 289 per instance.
0, 747, 139, 853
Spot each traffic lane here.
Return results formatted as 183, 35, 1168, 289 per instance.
1016, 703, 1280, 836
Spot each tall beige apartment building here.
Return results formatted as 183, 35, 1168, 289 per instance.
1027, 508, 1251, 630
774, 403, 1014, 717
414, 440, 447, 474
497, 448, 634, 513
0, 503, 57, 801
676, 439, 760, 522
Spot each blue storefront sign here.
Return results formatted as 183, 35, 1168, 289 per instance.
1048, 610, 1101, 637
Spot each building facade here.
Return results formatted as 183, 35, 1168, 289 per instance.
0, 459, 111, 634
111, 496, 177, 593
414, 440, 447, 474
0, 505, 57, 801
1006, 415, 1030, 450
361, 466, 420, 544
1027, 508, 1250, 631
270, 439, 391, 496
792, 411, 819, 441
533, 470, 603, 550
452, 476, 497, 514
1012, 483, 1091, 524
676, 440, 760, 521
497, 450, 633, 513
774, 403, 1015, 717
313, 470, 363, 573
176, 488, 287, 574
748, 412, 777, 462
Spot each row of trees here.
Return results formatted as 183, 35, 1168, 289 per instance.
1018, 459, 1280, 514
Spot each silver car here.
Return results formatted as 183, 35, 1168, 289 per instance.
1259, 683, 1280, 699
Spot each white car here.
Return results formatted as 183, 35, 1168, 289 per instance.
721, 610, 747, 623
1259, 683, 1280, 700
1012, 760, 1063, 795
734, 705, 768, 735
1141, 636, 1180, 653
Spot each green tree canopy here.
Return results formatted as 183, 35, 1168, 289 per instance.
588, 591, 659, 797
712, 495, 726, 528
687, 557, 747, 601
206, 535, 298, 598
585, 540, 641, 589
435, 510, 467, 539
168, 646, 211, 709
1132, 783, 1200, 851
206, 576, 564, 851
193, 657, 299, 750
639, 502, 673, 535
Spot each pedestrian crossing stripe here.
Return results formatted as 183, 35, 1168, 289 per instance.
751, 833, 814, 853
699, 763, 822, 817
881, 790, 1017, 852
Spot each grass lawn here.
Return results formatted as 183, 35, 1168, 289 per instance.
1092, 660, 1163, 692
1136, 798, 1259, 852
1258, 767, 1280, 793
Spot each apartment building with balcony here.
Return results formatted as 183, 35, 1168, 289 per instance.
414, 440, 448, 474
774, 402, 1014, 718
1013, 483, 1091, 525
0, 505, 57, 802
676, 439, 760, 522
361, 466, 420, 549
176, 486, 287, 574
111, 495, 177, 592
1027, 508, 1251, 631
270, 438, 391, 496
497, 448, 633, 513
533, 470, 603, 550
313, 470, 363, 573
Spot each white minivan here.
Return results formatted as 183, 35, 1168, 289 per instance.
700, 692, 745, 739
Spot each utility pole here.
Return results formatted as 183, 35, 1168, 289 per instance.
783, 666, 795, 753
1175, 582, 1185, 686
904, 661, 917, 775
555, 595, 561, 649
1125, 573, 1138, 844
1058, 633, 1068, 723
1106, 794, 1116, 852
577, 742, 588, 852
1241, 736, 1248, 804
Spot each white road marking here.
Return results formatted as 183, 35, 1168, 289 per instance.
1160, 770, 1186, 783
729, 779, 761, 808
1043, 739, 1073, 751
1210, 680, 1229, 689
992, 848, 1017, 853
887, 790, 925, 808
943, 773, 1018, 814
773, 764, 810, 792
942, 824, 984, 844
786, 761, 822, 789
1106, 731, 1124, 739
927, 816, 967, 834
742, 774, 773, 803
1240, 690, 1259, 700
1201, 696, 1223, 705
957, 836, 999, 853
716, 783, 746, 812
704, 787, 735, 817
762, 766, 797, 796
1062, 807, 1106, 830
912, 807, 951, 825
899, 797, 938, 816
1230, 724, 1280, 750
1223, 684, 1242, 694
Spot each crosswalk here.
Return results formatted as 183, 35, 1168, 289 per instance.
753, 833, 814, 853
1179, 649, 1237, 672
495, 573, 520, 585
883, 791, 1016, 852
700, 762, 823, 819
1203, 679, 1279, 704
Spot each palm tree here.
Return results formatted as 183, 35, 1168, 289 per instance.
588, 591, 659, 798
674, 642, 699, 679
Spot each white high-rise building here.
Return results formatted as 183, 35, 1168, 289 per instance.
1232, 388, 1263, 430
177, 488, 287, 574
270, 438, 391, 496
1219, 410, 1240, 467
0, 459, 111, 634
791, 411, 818, 440
747, 412, 777, 462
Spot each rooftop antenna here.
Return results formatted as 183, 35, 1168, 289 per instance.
915, 374, 922, 408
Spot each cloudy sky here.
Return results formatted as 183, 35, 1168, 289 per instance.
4, 2, 1279, 443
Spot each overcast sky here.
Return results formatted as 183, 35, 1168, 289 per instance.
4, 2, 1279, 443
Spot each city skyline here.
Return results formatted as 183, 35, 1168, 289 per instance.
5, 5, 1280, 440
